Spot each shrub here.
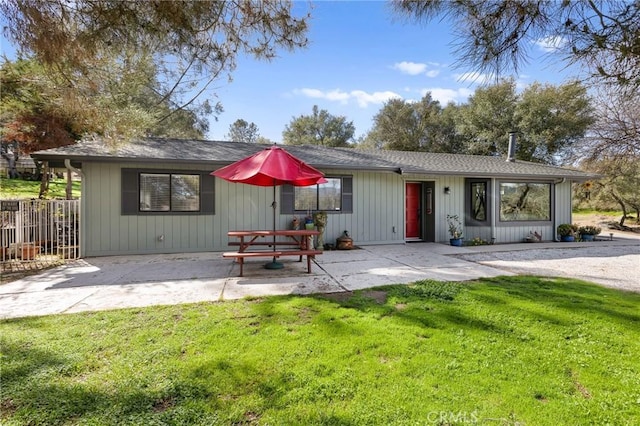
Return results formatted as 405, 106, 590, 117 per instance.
446, 214, 463, 239
578, 225, 601, 235
557, 223, 578, 237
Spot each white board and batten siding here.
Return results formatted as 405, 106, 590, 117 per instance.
554, 180, 573, 226
399, 174, 575, 244
347, 170, 404, 245
83, 162, 217, 256
81, 163, 577, 256
81, 164, 405, 256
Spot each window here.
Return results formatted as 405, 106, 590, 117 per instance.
294, 177, 342, 211
281, 176, 353, 214
140, 173, 200, 212
499, 182, 551, 222
471, 182, 487, 221
465, 179, 491, 226
122, 169, 214, 215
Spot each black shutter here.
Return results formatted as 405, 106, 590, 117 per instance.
280, 184, 294, 214
342, 176, 353, 213
201, 172, 215, 214
121, 169, 139, 215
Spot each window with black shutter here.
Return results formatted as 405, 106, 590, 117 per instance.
121, 169, 214, 215
280, 176, 353, 214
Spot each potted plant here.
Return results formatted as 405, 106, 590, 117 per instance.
312, 211, 328, 250
446, 214, 464, 246
557, 223, 578, 242
304, 212, 314, 230
578, 225, 601, 242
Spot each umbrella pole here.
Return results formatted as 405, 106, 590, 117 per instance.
265, 185, 284, 270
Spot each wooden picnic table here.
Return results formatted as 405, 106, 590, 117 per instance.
223, 229, 322, 277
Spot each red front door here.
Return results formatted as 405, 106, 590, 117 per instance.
405, 183, 421, 239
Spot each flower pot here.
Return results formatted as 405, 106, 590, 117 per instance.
450, 238, 463, 247
305, 223, 315, 230
580, 234, 595, 242
560, 235, 575, 242
18, 243, 40, 260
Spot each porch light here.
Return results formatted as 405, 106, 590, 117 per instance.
444, 186, 451, 195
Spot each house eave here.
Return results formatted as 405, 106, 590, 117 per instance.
31, 153, 403, 174
30, 138, 598, 181
397, 168, 597, 182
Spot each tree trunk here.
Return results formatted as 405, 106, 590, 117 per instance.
6, 155, 19, 178
610, 191, 628, 226
33, 160, 44, 181
38, 162, 50, 199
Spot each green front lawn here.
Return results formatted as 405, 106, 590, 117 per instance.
0, 177, 81, 200
1, 276, 639, 425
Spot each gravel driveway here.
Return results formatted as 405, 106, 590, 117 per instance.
457, 242, 640, 293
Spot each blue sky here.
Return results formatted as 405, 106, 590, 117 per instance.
211, 1, 579, 143
1, 1, 579, 143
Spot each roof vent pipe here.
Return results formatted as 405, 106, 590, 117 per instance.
507, 131, 517, 162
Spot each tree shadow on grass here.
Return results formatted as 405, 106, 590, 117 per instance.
479, 276, 640, 326
0, 339, 107, 423
1, 336, 223, 425
3, 276, 638, 424
306, 276, 640, 338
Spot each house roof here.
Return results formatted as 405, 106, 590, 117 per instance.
31, 137, 596, 181
352, 149, 595, 180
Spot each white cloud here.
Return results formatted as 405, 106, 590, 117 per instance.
298, 88, 350, 103
535, 36, 567, 52
418, 87, 474, 105
294, 88, 401, 108
392, 61, 440, 78
393, 61, 427, 75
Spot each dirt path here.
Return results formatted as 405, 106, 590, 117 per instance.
573, 212, 640, 234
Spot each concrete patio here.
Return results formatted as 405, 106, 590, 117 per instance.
1, 234, 639, 319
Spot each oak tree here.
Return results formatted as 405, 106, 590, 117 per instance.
283, 105, 355, 147
1, 0, 310, 139
226, 119, 260, 143
457, 79, 593, 164
363, 94, 462, 152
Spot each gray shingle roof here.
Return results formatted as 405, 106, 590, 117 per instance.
31, 137, 595, 181
352, 148, 595, 180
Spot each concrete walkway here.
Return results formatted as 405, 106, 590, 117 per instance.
1, 233, 639, 319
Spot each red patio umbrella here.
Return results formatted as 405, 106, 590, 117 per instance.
211, 145, 326, 269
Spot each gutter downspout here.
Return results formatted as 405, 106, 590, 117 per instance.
65, 159, 84, 257
64, 159, 83, 178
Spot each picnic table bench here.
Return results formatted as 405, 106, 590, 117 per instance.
224, 229, 322, 277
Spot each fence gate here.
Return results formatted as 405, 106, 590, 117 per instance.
1, 199, 80, 272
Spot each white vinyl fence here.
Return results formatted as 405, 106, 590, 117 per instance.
1, 199, 80, 272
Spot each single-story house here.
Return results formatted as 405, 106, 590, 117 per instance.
31, 138, 594, 257
1, 156, 38, 177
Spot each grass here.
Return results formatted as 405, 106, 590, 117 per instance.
573, 208, 637, 219
573, 208, 622, 216
1, 276, 639, 425
0, 177, 81, 200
